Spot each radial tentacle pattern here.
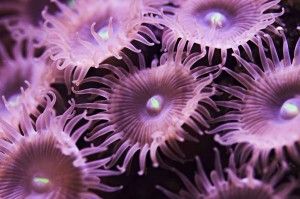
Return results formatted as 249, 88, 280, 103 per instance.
209, 33, 300, 165
148, 0, 284, 64
42, 0, 160, 86
0, 92, 122, 199
75, 44, 219, 175
157, 149, 296, 199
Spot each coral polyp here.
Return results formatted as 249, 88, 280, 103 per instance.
0, 93, 121, 199
210, 33, 300, 164
0, 27, 56, 126
76, 48, 218, 175
153, 0, 283, 64
157, 149, 295, 199
42, 0, 159, 86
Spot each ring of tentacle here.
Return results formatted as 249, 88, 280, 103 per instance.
151, 0, 283, 64
42, 0, 160, 85
157, 149, 296, 199
210, 33, 300, 164
0, 25, 55, 126
75, 46, 218, 175
0, 92, 122, 199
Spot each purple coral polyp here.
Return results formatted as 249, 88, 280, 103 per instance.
75, 48, 218, 175
157, 149, 295, 199
42, 0, 160, 85
210, 33, 300, 164
155, 0, 283, 63
0, 26, 55, 126
0, 93, 122, 198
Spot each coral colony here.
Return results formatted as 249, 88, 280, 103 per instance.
0, 0, 299, 198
